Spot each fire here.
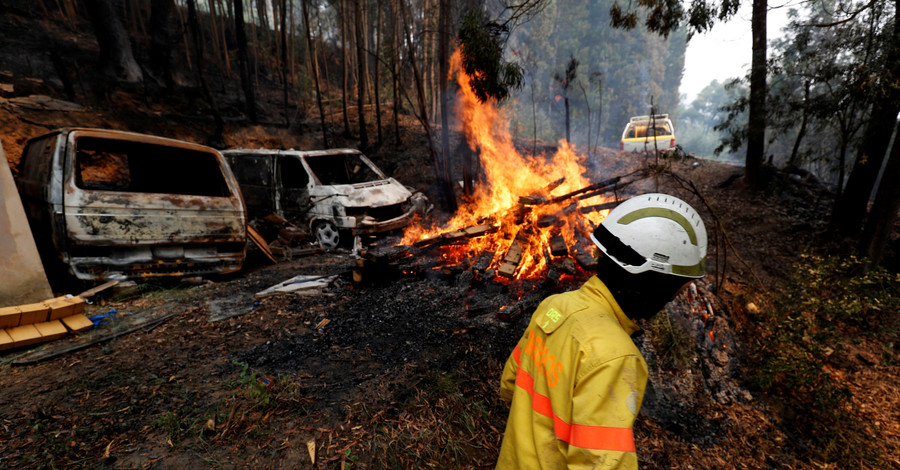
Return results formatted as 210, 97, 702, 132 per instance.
401, 47, 615, 279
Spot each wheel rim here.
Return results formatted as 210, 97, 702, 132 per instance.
315, 222, 340, 250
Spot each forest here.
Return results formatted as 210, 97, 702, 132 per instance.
1, 0, 899, 468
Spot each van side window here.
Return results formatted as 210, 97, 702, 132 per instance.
73, 137, 231, 197
228, 155, 271, 186
279, 157, 309, 189
20, 137, 55, 183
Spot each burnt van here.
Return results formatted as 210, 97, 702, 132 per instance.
222, 148, 431, 250
15, 128, 247, 282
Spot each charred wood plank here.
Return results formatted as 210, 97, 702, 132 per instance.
498, 231, 528, 278
572, 245, 597, 271
548, 176, 621, 204
549, 233, 568, 257
578, 201, 620, 214
537, 215, 558, 228
412, 223, 498, 248
497, 290, 545, 322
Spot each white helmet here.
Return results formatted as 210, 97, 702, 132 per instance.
590, 193, 707, 278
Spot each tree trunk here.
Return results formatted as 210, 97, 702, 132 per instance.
149, 0, 180, 90
580, 82, 591, 157
745, 0, 767, 187
859, 128, 900, 268
233, 0, 258, 122
374, 0, 384, 146
832, 3, 900, 237
186, 0, 224, 145
355, 0, 370, 149
279, 0, 291, 127
564, 95, 571, 144
597, 78, 603, 157
302, 0, 328, 147
787, 81, 810, 169
341, 0, 352, 137
84, 0, 143, 83
439, 0, 457, 195
390, 0, 402, 145
832, 27, 900, 236
530, 71, 537, 156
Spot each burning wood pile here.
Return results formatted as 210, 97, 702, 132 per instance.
354, 170, 648, 288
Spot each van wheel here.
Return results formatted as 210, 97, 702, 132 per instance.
315, 221, 341, 250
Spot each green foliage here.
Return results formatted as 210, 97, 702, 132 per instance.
553, 55, 579, 93
782, 254, 900, 328
458, 9, 524, 103
232, 360, 274, 408
750, 254, 900, 464
152, 411, 196, 440
610, 0, 739, 38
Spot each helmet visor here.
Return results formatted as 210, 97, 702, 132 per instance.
590, 223, 706, 278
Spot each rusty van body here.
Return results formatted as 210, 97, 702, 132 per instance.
15, 128, 247, 282
222, 148, 430, 250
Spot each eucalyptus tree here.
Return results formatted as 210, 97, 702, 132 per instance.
829, 0, 900, 242
553, 56, 579, 144
765, 4, 872, 189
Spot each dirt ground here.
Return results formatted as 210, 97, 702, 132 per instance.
1, 4, 899, 468
2, 151, 898, 469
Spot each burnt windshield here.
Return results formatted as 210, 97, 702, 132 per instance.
303, 153, 382, 185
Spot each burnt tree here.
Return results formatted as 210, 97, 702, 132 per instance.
745, 0, 767, 187
355, 0, 369, 149
83, 0, 143, 83
148, 0, 180, 90
302, 0, 329, 147
832, 0, 900, 238
186, 0, 225, 144
233, 0, 258, 122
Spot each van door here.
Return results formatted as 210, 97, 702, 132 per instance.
277, 155, 311, 223
226, 153, 277, 220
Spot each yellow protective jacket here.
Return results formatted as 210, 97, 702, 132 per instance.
497, 276, 647, 469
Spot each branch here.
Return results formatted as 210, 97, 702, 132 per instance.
811, 0, 879, 27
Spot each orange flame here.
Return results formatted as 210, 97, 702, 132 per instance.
401, 47, 613, 279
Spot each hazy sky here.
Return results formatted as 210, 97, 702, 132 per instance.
681, 3, 793, 102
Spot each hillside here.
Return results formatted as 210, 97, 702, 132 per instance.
2, 3, 899, 469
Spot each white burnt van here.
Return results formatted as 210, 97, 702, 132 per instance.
222, 148, 430, 250
15, 128, 247, 282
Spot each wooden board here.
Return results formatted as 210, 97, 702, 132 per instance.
247, 226, 278, 263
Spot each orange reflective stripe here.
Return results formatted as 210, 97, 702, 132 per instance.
511, 345, 636, 452
568, 423, 635, 452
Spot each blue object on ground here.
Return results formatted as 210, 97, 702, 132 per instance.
88, 309, 118, 327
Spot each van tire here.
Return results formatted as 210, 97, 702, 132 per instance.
315, 221, 341, 250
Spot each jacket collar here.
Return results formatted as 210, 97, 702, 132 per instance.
580, 276, 642, 336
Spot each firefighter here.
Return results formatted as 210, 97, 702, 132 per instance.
497, 193, 708, 469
